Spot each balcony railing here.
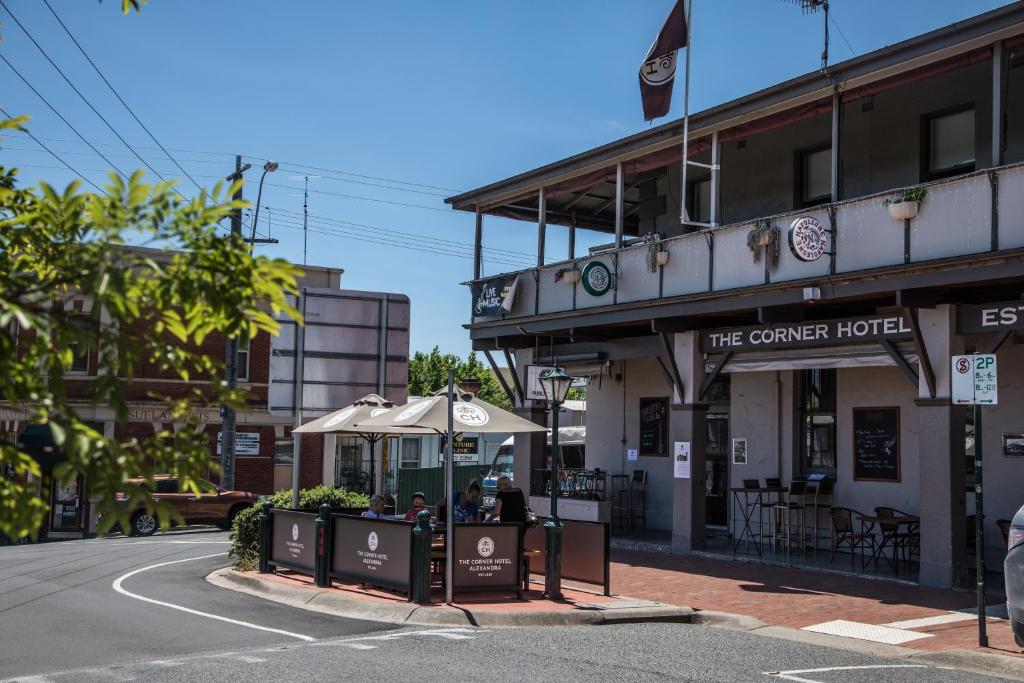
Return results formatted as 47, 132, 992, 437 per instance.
469, 162, 1024, 323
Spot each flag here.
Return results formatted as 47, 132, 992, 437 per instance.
639, 0, 689, 121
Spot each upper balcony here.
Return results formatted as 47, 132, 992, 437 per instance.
448, 5, 1024, 342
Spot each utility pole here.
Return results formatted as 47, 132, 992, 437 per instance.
220, 154, 246, 490
303, 176, 309, 266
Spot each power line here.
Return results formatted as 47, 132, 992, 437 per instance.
265, 205, 535, 261
0, 107, 106, 194
0, 52, 132, 180
272, 160, 463, 194
39, 0, 205, 193
275, 165, 450, 197
829, 14, 857, 57
0, 0, 180, 194
0, 143, 233, 166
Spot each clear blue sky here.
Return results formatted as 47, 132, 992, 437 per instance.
1, 0, 1012, 358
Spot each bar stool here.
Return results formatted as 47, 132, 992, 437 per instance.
610, 474, 630, 528
773, 480, 807, 561
804, 477, 834, 558
619, 470, 647, 530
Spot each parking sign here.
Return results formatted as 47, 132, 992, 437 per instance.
951, 354, 998, 405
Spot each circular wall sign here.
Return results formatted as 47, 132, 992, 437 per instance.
581, 261, 613, 296
788, 216, 827, 262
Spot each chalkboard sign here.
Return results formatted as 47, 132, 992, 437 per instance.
853, 407, 900, 482
639, 397, 669, 457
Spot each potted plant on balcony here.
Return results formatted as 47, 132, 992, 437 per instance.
644, 232, 669, 271
884, 186, 927, 220
746, 219, 779, 268
554, 267, 581, 284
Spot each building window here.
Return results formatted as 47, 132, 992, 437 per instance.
797, 369, 837, 473
798, 146, 831, 207
924, 106, 975, 180
334, 436, 368, 493
274, 438, 293, 465
68, 315, 93, 373
688, 178, 711, 224
400, 438, 420, 469
236, 336, 250, 382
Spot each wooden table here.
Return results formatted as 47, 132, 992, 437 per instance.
858, 514, 919, 574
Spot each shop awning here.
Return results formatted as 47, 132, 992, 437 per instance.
708, 342, 919, 374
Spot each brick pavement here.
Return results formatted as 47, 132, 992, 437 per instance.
610, 548, 1021, 657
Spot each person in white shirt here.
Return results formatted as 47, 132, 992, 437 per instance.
363, 494, 386, 519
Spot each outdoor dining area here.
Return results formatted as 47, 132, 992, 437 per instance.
728, 477, 922, 577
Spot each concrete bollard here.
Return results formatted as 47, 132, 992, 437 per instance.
410, 509, 433, 604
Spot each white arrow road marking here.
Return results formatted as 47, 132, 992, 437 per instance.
111, 552, 315, 642
764, 665, 929, 682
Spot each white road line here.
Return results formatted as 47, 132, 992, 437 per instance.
111, 552, 315, 642
765, 664, 928, 683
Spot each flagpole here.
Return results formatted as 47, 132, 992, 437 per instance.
679, 0, 693, 224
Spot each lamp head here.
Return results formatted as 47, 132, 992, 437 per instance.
263, 161, 279, 173
538, 366, 572, 405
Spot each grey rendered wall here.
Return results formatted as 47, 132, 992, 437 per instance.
974, 340, 1024, 569
585, 357, 675, 531
842, 60, 993, 197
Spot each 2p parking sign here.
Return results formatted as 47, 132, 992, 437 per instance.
951, 354, 998, 405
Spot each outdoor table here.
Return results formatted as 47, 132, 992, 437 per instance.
858, 514, 919, 574
730, 487, 785, 555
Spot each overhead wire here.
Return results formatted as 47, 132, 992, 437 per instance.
0, 52, 132, 180
0, 106, 106, 194
39, 0, 206, 194
0, 0, 182, 196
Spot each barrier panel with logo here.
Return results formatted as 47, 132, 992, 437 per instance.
269, 509, 317, 574
331, 515, 414, 593
524, 519, 610, 595
452, 523, 521, 597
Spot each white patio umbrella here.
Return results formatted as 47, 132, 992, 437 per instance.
356, 375, 545, 604
293, 394, 431, 496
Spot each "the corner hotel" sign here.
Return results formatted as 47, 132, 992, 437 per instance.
700, 313, 913, 353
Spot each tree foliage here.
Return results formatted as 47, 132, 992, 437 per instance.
407, 346, 510, 409
0, 116, 302, 540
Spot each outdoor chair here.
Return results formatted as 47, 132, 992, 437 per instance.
618, 470, 647, 530
804, 478, 834, 553
772, 480, 807, 555
874, 506, 918, 567
829, 506, 876, 570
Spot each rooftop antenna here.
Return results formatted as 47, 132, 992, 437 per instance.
289, 175, 322, 265
781, 0, 831, 75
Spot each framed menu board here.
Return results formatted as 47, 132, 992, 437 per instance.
853, 407, 900, 482
639, 397, 669, 457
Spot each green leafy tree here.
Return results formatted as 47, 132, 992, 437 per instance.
0, 115, 301, 540
407, 346, 510, 410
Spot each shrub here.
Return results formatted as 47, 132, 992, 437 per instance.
228, 486, 370, 568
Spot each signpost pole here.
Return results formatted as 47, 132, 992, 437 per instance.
974, 399, 988, 647
444, 371, 455, 606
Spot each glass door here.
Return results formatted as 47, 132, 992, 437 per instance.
705, 413, 729, 529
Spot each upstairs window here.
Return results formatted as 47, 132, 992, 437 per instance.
798, 146, 832, 208
236, 336, 250, 382
68, 315, 93, 373
400, 438, 420, 468
688, 178, 712, 224
925, 106, 975, 180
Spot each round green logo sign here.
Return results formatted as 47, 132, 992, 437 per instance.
581, 261, 612, 296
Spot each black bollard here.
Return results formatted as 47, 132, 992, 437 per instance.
258, 501, 272, 574
314, 503, 331, 588
410, 509, 433, 604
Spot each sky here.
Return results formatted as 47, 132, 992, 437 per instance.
0, 0, 1013, 359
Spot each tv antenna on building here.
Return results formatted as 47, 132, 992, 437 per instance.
781, 0, 831, 75
288, 175, 322, 265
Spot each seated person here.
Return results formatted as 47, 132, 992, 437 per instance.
487, 476, 526, 524
403, 491, 428, 521
363, 494, 386, 519
435, 480, 481, 524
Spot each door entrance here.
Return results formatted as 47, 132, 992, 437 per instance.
49, 475, 85, 532
705, 413, 729, 529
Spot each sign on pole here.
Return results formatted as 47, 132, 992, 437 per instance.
951, 354, 998, 405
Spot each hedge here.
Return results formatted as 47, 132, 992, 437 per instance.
229, 485, 370, 570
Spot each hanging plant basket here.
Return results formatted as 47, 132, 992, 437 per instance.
884, 186, 927, 221
554, 267, 581, 284
746, 219, 780, 268
655, 250, 670, 267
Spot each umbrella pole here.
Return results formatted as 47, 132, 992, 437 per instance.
445, 370, 455, 605
368, 438, 376, 497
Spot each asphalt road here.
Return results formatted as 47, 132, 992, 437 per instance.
0, 530, 1014, 682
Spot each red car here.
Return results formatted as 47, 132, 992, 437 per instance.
118, 476, 258, 536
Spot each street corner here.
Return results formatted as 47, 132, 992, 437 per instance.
208, 566, 694, 628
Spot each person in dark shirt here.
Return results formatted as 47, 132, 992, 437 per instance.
488, 476, 526, 524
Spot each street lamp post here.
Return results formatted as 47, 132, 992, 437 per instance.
538, 366, 572, 599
